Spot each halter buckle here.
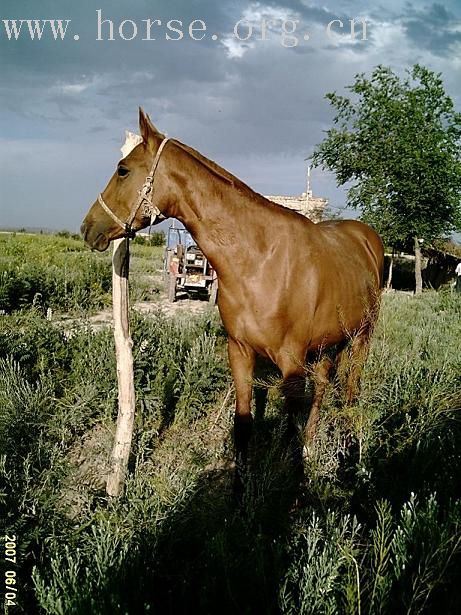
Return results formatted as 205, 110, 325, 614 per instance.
124, 224, 136, 239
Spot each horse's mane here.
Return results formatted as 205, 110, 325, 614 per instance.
125, 128, 301, 215
139, 133, 299, 215
171, 139, 235, 187
170, 139, 287, 211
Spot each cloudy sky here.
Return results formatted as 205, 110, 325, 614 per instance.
1, 0, 461, 231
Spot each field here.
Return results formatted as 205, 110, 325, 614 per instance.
0, 233, 165, 315
1, 233, 461, 614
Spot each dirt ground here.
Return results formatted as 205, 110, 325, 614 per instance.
136, 290, 215, 319
57, 283, 418, 336
57, 274, 217, 335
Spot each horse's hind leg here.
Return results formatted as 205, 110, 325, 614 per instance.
254, 357, 272, 422
304, 355, 335, 448
342, 292, 380, 404
280, 365, 307, 432
279, 364, 307, 478
343, 328, 372, 405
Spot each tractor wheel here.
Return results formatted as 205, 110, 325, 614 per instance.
209, 279, 218, 305
167, 273, 177, 303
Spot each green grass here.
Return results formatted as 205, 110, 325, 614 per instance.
0, 233, 164, 313
1, 243, 461, 614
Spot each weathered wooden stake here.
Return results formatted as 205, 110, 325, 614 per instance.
106, 237, 136, 497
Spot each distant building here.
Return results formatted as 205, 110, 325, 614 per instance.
265, 166, 328, 222
265, 190, 328, 223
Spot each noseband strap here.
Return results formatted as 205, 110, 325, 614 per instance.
97, 136, 170, 237
97, 194, 127, 231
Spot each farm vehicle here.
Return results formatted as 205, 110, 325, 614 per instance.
163, 226, 218, 304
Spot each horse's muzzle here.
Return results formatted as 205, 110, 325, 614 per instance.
80, 221, 110, 252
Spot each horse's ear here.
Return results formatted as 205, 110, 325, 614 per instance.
139, 107, 160, 143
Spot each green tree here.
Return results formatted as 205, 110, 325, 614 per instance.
312, 65, 461, 293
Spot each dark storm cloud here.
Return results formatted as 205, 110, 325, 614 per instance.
1, 1, 461, 229
0, 1, 232, 103
0, 1, 241, 144
260, 0, 351, 26
401, 3, 461, 56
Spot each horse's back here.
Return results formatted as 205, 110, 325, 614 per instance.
217, 213, 383, 362
266, 216, 383, 352
290, 218, 384, 349
314, 219, 384, 284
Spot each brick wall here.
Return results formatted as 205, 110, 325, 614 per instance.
265, 191, 327, 222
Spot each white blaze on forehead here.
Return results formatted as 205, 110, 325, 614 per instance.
120, 130, 143, 159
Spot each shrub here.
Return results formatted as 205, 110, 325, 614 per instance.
1, 290, 461, 613
132, 231, 165, 247
0, 234, 112, 312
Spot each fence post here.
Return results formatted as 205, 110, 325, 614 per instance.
106, 237, 136, 497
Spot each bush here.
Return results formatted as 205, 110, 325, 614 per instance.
0, 234, 112, 313
0, 233, 166, 312
279, 495, 461, 614
132, 231, 165, 247
1, 291, 461, 613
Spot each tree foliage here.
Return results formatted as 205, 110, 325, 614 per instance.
312, 65, 461, 250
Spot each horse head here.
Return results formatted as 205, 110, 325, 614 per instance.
81, 108, 168, 251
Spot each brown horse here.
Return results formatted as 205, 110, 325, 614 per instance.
82, 108, 384, 470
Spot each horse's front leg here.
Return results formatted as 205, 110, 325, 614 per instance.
228, 338, 256, 494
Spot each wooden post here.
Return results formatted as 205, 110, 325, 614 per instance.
414, 237, 423, 295
106, 238, 136, 497
386, 249, 394, 289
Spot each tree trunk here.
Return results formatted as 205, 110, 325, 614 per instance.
106, 238, 136, 497
414, 237, 423, 295
386, 250, 394, 289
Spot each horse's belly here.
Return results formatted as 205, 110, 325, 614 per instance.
217, 269, 379, 364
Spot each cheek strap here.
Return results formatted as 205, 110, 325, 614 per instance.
97, 137, 170, 236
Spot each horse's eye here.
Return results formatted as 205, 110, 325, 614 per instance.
117, 166, 129, 177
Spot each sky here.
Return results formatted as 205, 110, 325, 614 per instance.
1, 0, 461, 231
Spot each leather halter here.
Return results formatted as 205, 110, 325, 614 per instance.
97, 137, 170, 237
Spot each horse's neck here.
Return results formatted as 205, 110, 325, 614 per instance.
160, 144, 271, 267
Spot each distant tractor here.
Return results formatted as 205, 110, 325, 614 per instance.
163, 226, 218, 303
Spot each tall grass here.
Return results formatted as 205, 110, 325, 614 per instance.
1, 290, 460, 614
0, 233, 165, 312
0, 234, 112, 312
